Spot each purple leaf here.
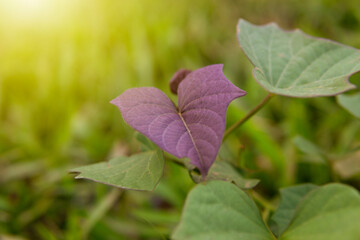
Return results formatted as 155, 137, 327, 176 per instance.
111, 64, 246, 177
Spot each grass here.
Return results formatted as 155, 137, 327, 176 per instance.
0, 0, 360, 239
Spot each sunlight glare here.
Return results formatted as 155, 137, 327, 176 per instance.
1, 0, 56, 23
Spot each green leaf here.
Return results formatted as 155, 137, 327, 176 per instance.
191, 161, 259, 189
337, 93, 360, 118
172, 181, 275, 240
172, 181, 360, 240
135, 132, 157, 151
206, 161, 259, 189
279, 183, 360, 240
237, 19, 360, 97
271, 184, 318, 236
70, 150, 164, 191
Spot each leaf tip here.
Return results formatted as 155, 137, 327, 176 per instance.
68, 168, 83, 179
237, 18, 247, 27
109, 97, 119, 106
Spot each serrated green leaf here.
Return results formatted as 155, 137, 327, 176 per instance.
191, 161, 259, 189
279, 183, 360, 240
172, 181, 275, 240
271, 184, 318, 236
70, 150, 164, 191
237, 19, 360, 97
337, 93, 360, 118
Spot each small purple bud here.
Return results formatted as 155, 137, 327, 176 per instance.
169, 69, 192, 95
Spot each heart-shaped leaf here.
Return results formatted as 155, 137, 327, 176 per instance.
279, 183, 360, 240
172, 181, 275, 240
237, 19, 360, 97
111, 64, 246, 177
70, 149, 164, 191
270, 184, 318, 236
337, 93, 360, 118
172, 182, 360, 240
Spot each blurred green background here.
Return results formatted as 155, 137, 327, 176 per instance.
1, 0, 360, 239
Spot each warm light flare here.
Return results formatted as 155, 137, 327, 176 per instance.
0, 0, 68, 27
15, 0, 46, 10
3, 0, 50, 17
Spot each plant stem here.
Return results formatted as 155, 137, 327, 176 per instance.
250, 190, 276, 212
251, 190, 277, 240
166, 156, 186, 167
223, 93, 274, 140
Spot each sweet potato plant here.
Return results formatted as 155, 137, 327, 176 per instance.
71, 19, 360, 240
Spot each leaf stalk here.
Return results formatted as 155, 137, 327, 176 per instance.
223, 93, 274, 140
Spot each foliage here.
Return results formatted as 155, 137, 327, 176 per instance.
237, 19, 360, 97
172, 181, 275, 240
70, 150, 164, 191
1, 0, 360, 239
173, 181, 360, 240
74, 18, 360, 239
110, 65, 245, 177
